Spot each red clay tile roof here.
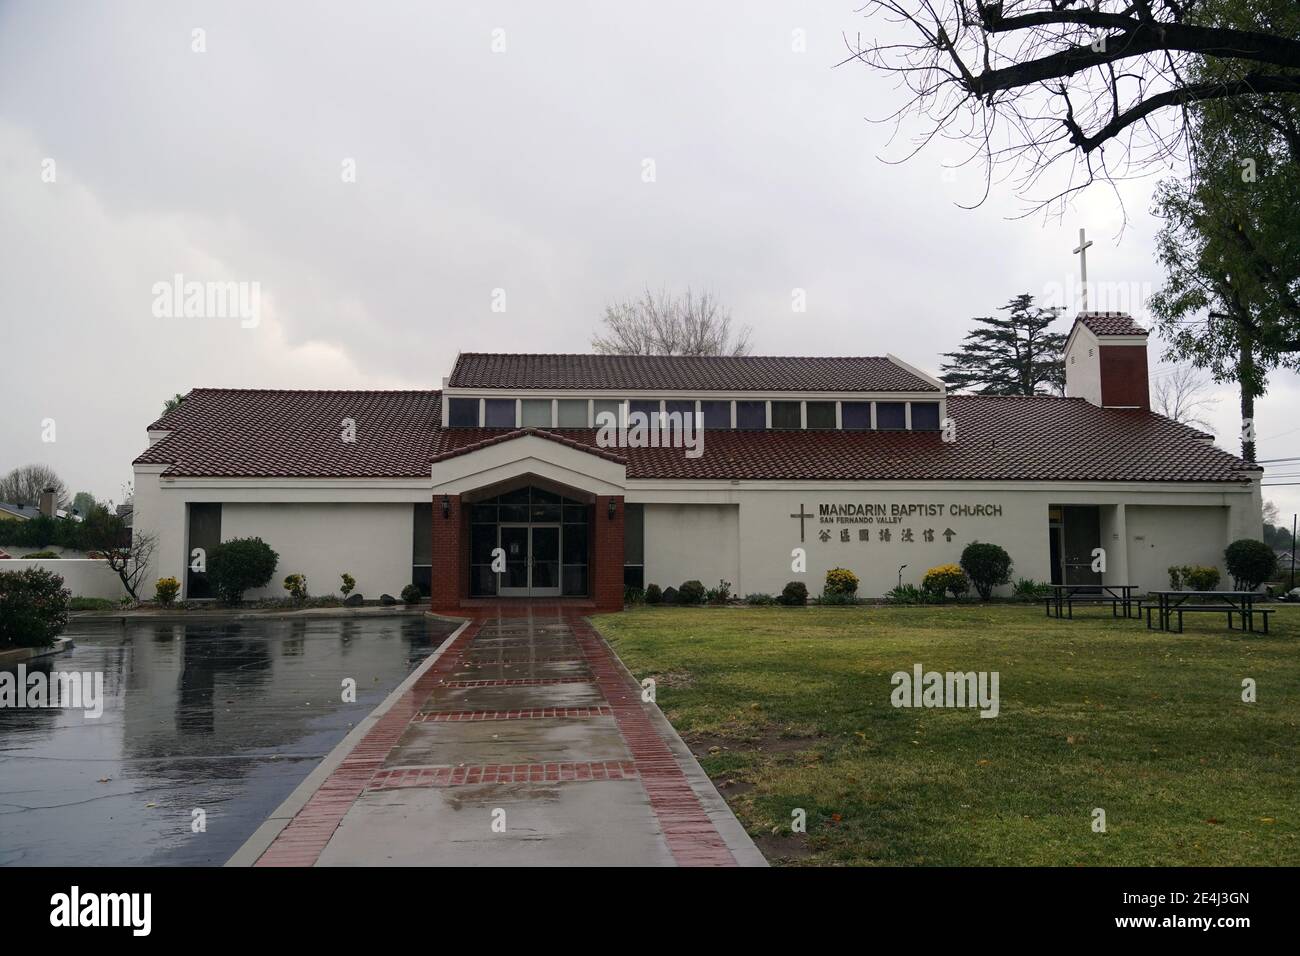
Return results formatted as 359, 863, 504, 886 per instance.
448, 353, 940, 392
135, 389, 441, 478
137, 390, 1258, 483
1077, 312, 1148, 336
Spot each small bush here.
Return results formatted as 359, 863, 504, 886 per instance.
818, 590, 858, 605
400, 584, 422, 604
824, 567, 860, 596
777, 581, 808, 606
21, 551, 60, 559
705, 579, 732, 605
339, 573, 356, 597
744, 592, 774, 605
960, 542, 1013, 600
661, 586, 679, 605
922, 563, 969, 599
69, 597, 117, 611
624, 586, 645, 605
1183, 565, 1221, 591
1224, 539, 1278, 591
1168, 565, 1187, 590
678, 580, 706, 605
283, 573, 309, 603
0, 567, 70, 648
207, 537, 279, 605
644, 583, 662, 605
1012, 578, 1052, 601
885, 583, 926, 605
154, 576, 181, 606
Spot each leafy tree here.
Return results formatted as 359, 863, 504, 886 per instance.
207, 537, 279, 604
960, 542, 1013, 600
71, 491, 97, 519
163, 393, 186, 414
1224, 538, 1278, 590
593, 288, 751, 356
940, 294, 1066, 395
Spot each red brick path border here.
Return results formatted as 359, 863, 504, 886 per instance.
567, 618, 737, 866
442, 676, 591, 688
414, 706, 614, 722
367, 760, 637, 790
254, 621, 480, 866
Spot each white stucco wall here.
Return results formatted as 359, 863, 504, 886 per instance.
642, 503, 740, 594
629, 481, 1260, 598
1, 559, 128, 599
214, 502, 417, 599
1126, 505, 1230, 592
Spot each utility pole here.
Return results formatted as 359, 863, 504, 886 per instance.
1291, 514, 1297, 590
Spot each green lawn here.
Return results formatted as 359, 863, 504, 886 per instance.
593, 603, 1300, 866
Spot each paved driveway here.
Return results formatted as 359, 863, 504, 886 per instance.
236, 612, 763, 866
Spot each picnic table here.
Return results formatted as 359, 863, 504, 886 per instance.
1146, 590, 1271, 633
1045, 583, 1140, 619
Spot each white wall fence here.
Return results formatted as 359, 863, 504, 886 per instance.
1, 559, 129, 600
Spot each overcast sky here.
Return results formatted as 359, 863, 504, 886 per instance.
2, 1, 1297, 523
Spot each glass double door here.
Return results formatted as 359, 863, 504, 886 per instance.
498, 524, 561, 597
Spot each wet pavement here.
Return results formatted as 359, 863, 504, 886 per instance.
0, 615, 456, 866
245, 613, 764, 867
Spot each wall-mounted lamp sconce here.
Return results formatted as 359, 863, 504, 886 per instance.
607, 499, 617, 520
441, 494, 450, 519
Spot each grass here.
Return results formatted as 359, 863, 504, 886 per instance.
593, 603, 1300, 866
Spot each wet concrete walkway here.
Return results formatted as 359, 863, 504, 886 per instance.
232, 612, 764, 866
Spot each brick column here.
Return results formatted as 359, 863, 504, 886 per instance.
430, 493, 464, 610
592, 495, 625, 612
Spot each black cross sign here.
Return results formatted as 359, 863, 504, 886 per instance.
790, 504, 813, 542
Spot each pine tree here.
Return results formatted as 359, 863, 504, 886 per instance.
940, 295, 1066, 395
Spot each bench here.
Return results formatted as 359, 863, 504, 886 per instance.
1228, 608, 1276, 635
1044, 595, 1132, 619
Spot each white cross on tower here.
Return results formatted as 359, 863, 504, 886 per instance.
1073, 227, 1094, 311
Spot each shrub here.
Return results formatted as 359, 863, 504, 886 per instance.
744, 592, 774, 605
624, 586, 645, 605
818, 590, 858, 605
1012, 578, 1052, 601
644, 583, 663, 605
0, 567, 70, 648
661, 586, 679, 605
705, 579, 732, 605
283, 573, 309, 603
824, 567, 860, 596
885, 583, 927, 605
339, 573, 356, 597
678, 580, 706, 605
1224, 539, 1278, 591
777, 581, 808, 606
207, 537, 279, 605
400, 584, 422, 604
154, 576, 181, 606
21, 551, 60, 559
960, 542, 1013, 600
1168, 565, 1186, 590
922, 563, 969, 599
1183, 565, 1221, 591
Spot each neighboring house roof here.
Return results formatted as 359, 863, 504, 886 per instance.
448, 353, 941, 393
135, 389, 442, 478
0, 502, 33, 520
1077, 312, 1148, 337
136, 389, 1259, 484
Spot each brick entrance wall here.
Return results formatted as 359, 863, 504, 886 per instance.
430, 491, 624, 612
430, 493, 465, 609
592, 495, 625, 613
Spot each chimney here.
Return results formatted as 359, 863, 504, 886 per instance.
1063, 312, 1150, 410
38, 488, 57, 518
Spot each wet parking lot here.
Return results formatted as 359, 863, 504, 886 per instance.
0, 614, 457, 866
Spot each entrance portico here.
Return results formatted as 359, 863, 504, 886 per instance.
429, 429, 627, 613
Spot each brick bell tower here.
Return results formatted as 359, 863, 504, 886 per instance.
1063, 312, 1150, 411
